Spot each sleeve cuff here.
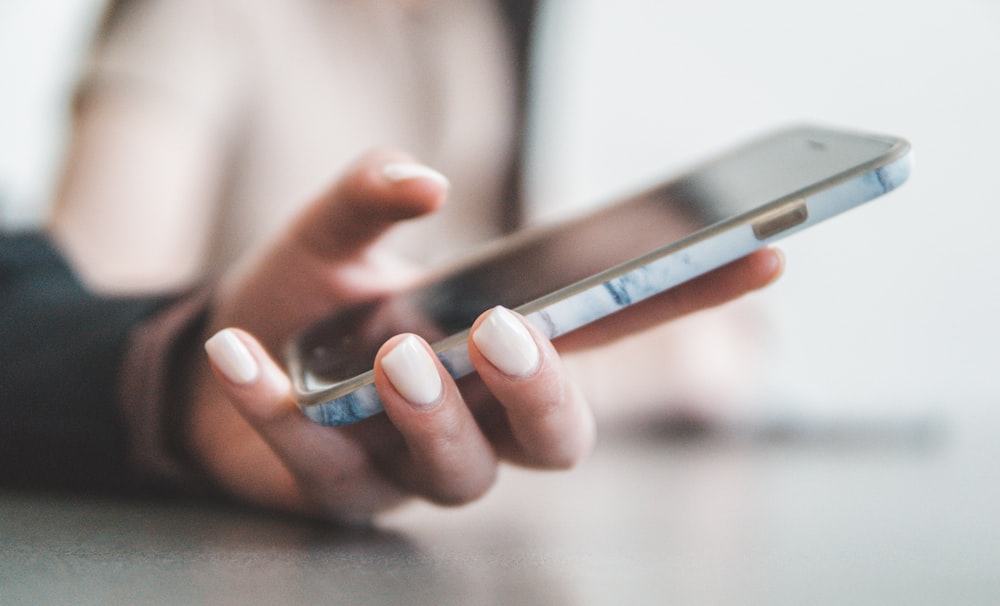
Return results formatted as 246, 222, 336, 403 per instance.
117, 286, 214, 492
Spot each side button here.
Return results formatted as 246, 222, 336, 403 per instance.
752, 199, 808, 240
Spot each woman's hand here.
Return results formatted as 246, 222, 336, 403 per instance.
186, 149, 783, 522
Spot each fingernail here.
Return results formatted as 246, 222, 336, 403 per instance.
772, 247, 786, 273
381, 162, 450, 188
381, 335, 442, 406
472, 307, 540, 377
205, 329, 260, 385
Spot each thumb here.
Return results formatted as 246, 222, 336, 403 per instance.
290, 149, 450, 260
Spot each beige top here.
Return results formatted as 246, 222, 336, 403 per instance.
52, 0, 516, 291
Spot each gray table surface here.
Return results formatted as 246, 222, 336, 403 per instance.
2, 404, 998, 605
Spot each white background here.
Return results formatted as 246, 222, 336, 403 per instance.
528, 0, 1000, 420
2, 0, 998, 420
0, 0, 105, 226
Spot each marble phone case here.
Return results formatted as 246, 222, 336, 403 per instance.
289, 125, 912, 426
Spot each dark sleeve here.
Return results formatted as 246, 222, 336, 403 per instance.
0, 232, 194, 494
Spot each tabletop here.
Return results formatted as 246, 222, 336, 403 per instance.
2, 404, 998, 605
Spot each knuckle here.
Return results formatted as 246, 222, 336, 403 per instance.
242, 394, 301, 426
539, 443, 589, 470
425, 468, 497, 507
524, 415, 596, 471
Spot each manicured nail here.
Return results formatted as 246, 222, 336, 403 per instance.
381, 162, 450, 188
472, 307, 540, 377
771, 247, 786, 274
381, 335, 442, 406
205, 329, 260, 385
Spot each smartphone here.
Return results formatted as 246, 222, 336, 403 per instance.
288, 125, 912, 426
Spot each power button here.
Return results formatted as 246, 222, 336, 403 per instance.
752, 199, 808, 240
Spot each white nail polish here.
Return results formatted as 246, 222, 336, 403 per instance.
472, 307, 540, 377
205, 329, 260, 385
381, 162, 450, 188
381, 335, 442, 406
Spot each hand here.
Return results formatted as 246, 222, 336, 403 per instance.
187, 150, 784, 522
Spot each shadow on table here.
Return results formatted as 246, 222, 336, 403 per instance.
609, 407, 948, 452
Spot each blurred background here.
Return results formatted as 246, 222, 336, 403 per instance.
526, 0, 1000, 425
1, 0, 998, 424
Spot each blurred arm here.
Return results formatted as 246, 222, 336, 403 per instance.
50, 92, 228, 292
48, 0, 246, 293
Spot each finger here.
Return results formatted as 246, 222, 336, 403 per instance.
557, 247, 785, 352
289, 149, 450, 260
373, 334, 499, 506
470, 307, 596, 469
214, 150, 447, 350
204, 328, 405, 520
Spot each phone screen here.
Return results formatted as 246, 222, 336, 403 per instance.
296, 127, 899, 389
